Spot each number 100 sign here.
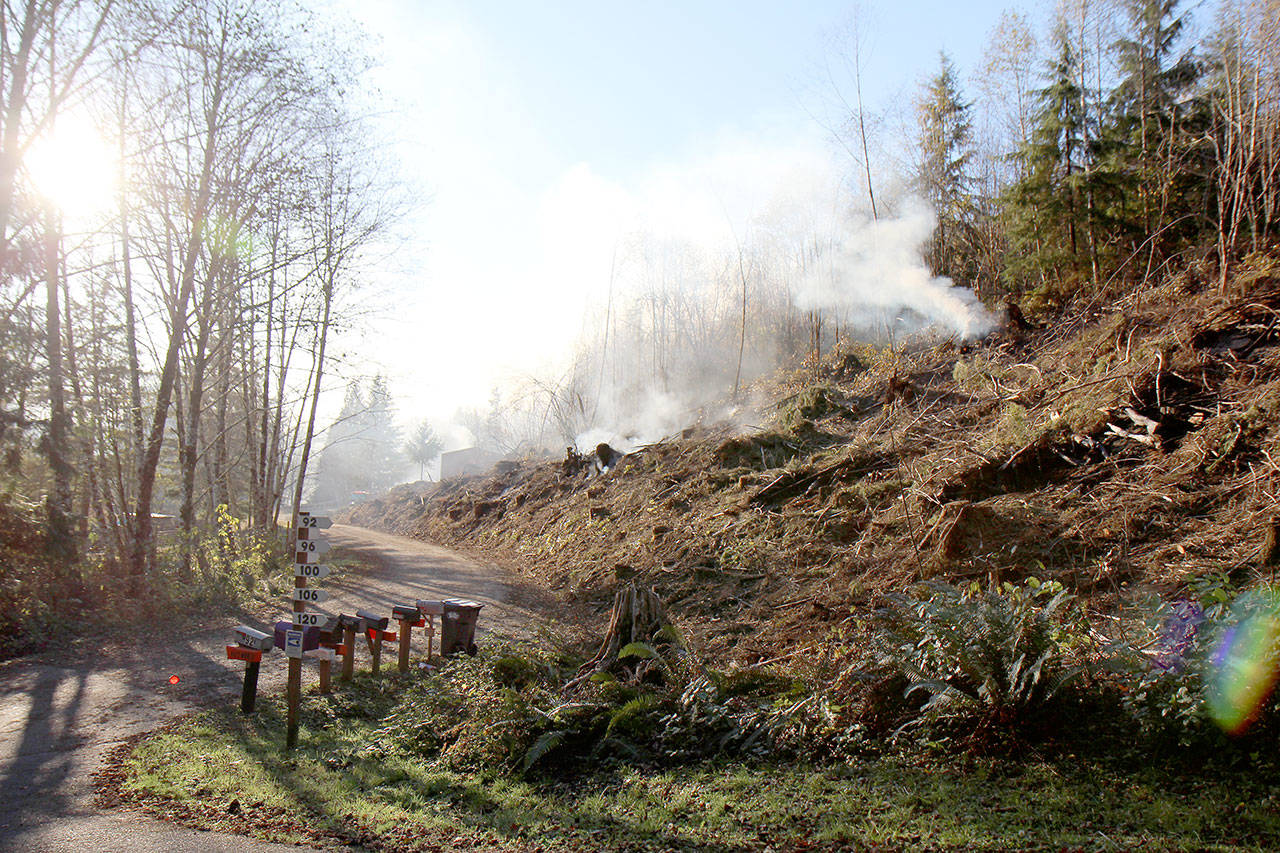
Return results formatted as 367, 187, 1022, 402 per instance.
294, 563, 330, 579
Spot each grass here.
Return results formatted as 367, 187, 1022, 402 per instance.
113, 661, 1280, 852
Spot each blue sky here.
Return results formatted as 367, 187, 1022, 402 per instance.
456, 0, 1015, 175
332, 0, 1048, 431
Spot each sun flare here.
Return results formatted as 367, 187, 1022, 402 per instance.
24, 116, 119, 218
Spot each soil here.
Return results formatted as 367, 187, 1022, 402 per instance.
0, 524, 538, 852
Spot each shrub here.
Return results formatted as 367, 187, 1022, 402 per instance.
1111, 579, 1280, 744
868, 579, 1089, 736
366, 638, 829, 775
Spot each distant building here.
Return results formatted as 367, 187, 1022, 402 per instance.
439, 447, 500, 479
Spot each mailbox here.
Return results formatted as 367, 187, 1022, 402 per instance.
337, 613, 367, 632
392, 603, 421, 621
416, 599, 445, 617
357, 609, 389, 631
234, 625, 273, 652
274, 620, 322, 652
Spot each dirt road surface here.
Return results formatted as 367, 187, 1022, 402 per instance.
0, 524, 538, 852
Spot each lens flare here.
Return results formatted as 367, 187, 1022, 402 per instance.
1205, 591, 1280, 735
168, 675, 181, 685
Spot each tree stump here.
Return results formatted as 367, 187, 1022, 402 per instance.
566, 581, 670, 691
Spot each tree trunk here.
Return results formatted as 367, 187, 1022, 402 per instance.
290, 273, 334, 537
43, 204, 76, 570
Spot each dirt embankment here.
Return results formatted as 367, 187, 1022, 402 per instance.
346, 262, 1280, 663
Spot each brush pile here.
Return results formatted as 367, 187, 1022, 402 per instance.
345, 257, 1280, 665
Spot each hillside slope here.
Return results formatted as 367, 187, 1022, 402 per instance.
346, 262, 1280, 662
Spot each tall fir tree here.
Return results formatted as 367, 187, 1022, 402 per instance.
1103, 0, 1204, 272
1004, 27, 1092, 291
915, 52, 975, 283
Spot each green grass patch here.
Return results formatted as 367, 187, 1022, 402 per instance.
115, 657, 1280, 852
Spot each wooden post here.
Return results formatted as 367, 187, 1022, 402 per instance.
286, 570, 306, 749
341, 624, 356, 681
240, 659, 261, 713
366, 629, 382, 676
318, 657, 331, 694
286, 656, 301, 749
397, 618, 411, 674
425, 615, 434, 661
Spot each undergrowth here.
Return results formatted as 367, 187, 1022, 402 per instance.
362, 636, 830, 774
116, 620, 1280, 851
0, 500, 291, 659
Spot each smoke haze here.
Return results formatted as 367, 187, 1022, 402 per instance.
525, 139, 1000, 455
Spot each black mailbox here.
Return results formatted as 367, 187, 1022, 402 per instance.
357, 609, 389, 631
392, 603, 420, 621
337, 613, 366, 632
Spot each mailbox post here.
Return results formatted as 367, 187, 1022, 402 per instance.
337, 613, 364, 681
288, 509, 332, 749
417, 599, 444, 662
393, 604, 423, 674
228, 625, 272, 713
359, 609, 390, 676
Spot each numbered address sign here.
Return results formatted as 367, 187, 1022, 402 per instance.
292, 587, 329, 604
296, 539, 331, 555
293, 611, 326, 628
298, 513, 333, 530
294, 563, 331, 579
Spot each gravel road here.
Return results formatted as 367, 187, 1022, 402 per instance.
0, 524, 535, 852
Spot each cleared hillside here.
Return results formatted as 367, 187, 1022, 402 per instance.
345, 260, 1280, 662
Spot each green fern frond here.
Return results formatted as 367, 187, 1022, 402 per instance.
522, 729, 566, 772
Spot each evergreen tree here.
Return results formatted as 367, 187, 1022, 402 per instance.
915, 53, 975, 283
363, 375, 403, 489
310, 376, 404, 505
405, 419, 442, 481
1103, 0, 1204, 269
1004, 28, 1091, 290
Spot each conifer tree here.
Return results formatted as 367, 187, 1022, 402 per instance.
915, 53, 975, 283
1104, 0, 1203, 273
405, 420, 442, 481
1004, 28, 1090, 290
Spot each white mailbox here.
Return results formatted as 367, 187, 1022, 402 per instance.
234, 625, 273, 652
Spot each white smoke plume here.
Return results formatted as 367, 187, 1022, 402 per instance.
793, 198, 997, 340
434, 133, 999, 459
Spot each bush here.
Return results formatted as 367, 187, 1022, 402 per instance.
0, 497, 57, 658
867, 579, 1089, 737
365, 638, 832, 775
1111, 578, 1280, 745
